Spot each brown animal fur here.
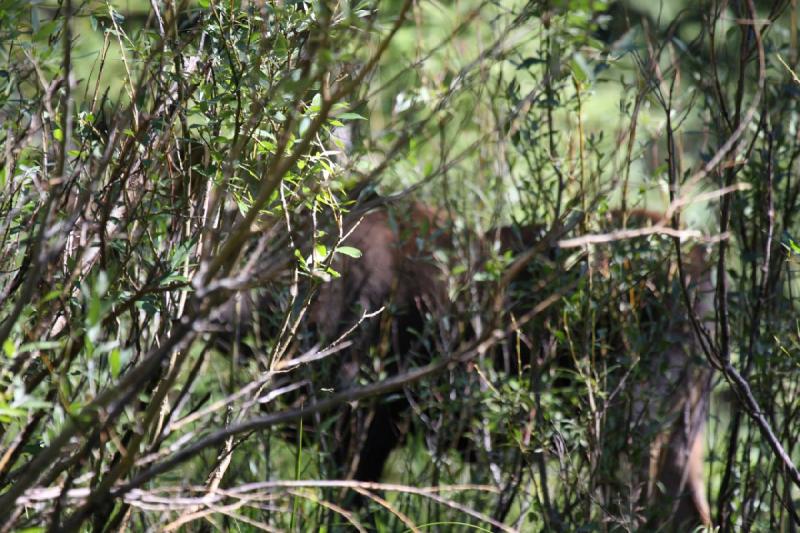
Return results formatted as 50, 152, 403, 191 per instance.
293, 202, 713, 528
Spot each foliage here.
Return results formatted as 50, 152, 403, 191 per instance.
0, 0, 799, 531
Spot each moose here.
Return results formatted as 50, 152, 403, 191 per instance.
221, 198, 715, 529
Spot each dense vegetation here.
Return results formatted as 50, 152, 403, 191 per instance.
1, 0, 800, 530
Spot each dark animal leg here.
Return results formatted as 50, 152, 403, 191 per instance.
354, 400, 408, 482
335, 398, 408, 508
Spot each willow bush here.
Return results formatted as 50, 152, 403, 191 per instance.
1, 0, 800, 531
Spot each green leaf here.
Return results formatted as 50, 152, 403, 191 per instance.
0, 407, 27, 419
18, 341, 61, 353
109, 348, 121, 378
33, 20, 59, 43
298, 117, 311, 137
571, 53, 591, 83
3, 339, 14, 358
337, 112, 366, 121
169, 238, 197, 270
314, 243, 328, 262
309, 93, 321, 112
336, 246, 362, 258
781, 233, 800, 256
294, 249, 307, 269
